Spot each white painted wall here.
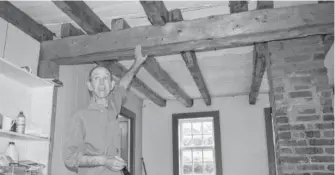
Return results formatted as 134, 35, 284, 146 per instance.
142, 94, 270, 175
52, 65, 143, 175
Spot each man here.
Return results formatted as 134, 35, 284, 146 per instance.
63, 45, 147, 175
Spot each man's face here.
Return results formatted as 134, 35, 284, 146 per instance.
87, 67, 114, 98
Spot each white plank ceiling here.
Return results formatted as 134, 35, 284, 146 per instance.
10, 1, 322, 101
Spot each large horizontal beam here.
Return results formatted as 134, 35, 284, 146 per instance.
40, 3, 334, 65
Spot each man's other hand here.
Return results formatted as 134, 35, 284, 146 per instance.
104, 156, 126, 171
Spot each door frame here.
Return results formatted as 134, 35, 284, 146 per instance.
120, 107, 136, 175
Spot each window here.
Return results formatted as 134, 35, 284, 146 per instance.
172, 111, 222, 175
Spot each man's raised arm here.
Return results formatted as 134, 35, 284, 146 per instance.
118, 45, 147, 91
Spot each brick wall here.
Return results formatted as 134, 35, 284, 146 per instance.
267, 35, 334, 175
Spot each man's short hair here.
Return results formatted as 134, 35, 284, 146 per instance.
88, 65, 113, 82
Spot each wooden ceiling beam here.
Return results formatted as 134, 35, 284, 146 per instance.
249, 1, 273, 105
140, 1, 169, 26
140, 1, 193, 107
0, 1, 54, 42
53, 1, 110, 34
166, 9, 211, 106
54, 1, 166, 107
249, 42, 269, 105
40, 3, 334, 65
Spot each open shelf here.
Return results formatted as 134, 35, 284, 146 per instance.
0, 57, 53, 88
0, 130, 49, 141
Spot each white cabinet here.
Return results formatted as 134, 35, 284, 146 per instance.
0, 57, 56, 174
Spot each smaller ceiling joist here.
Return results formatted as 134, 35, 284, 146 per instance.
40, 3, 334, 65
53, 1, 110, 34
229, 1, 248, 13
249, 42, 269, 105
0, 1, 54, 42
144, 56, 193, 107
140, 1, 211, 106
140, 1, 169, 26
249, 0, 273, 105
140, 1, 194, 107
53, 1, 166, 107
171, 8, 211, 106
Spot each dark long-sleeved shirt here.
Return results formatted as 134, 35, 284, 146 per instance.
63, 85, 127, 175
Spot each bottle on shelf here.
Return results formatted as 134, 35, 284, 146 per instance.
5, 142, 19, 163
16, 111, 26, 134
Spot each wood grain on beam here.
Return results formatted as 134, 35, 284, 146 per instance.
249, 1, 272, 105
0, 1, 54, 41
40, 3, 334, 65
168, 9, 211, 105
141, 2, 193, 107
140, 1, 169, 26
53, 1, 110, 34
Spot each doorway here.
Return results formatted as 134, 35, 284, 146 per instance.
119, 107, 136, 175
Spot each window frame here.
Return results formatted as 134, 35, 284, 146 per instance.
172, 111, 223, 175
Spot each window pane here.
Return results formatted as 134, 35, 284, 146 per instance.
192, 149, 202, 162
192, 135, 203, 146
203, 135, 214, 146
193, 162, 203, 174
182, 136, 192, 146
182, 123, 192, 135
182, 150, 192, 163
183, 163, 192, 175
204, 163, 215, 175
203, 121, 213, 134
192, 122, 202, 135
203, 149, 214, 162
